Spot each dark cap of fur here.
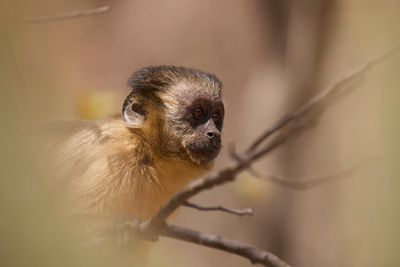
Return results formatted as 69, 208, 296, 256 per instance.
128, 65, 222, 98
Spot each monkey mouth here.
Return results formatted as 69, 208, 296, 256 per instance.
186, 143, 220, 164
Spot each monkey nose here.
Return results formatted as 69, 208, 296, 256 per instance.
206, 131, 220, 140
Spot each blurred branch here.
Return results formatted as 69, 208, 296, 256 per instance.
183, 201, 253, 216
84, 44, 400, 267
246, 42, 400, 154
137, 43, 399, 266
248, 157, 377, 191
284, 0, 324, 96
160, 223, 288, 267
14, 6, 110, 24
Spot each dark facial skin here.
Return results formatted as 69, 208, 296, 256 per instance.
124, 65, 223, 166
183, 93, 224, 163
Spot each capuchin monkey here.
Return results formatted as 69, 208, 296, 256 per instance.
41, 66, 224, 228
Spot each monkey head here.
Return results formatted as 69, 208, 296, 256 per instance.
122, 66, 224, 166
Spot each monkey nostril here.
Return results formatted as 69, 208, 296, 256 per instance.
206, 132, 214, 138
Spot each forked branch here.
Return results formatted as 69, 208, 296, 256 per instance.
84, 44, 399, 267
248, 157, 377, 191
246, 42, 400, 153
184, 201, 253, 216
137, 44, 399, 267
160, 224, 289, 267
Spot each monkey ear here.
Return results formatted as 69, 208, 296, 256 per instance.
122, 100, 146, 128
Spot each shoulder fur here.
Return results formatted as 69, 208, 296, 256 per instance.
42, 115, 208, 220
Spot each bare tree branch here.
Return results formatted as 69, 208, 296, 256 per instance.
246, 42, 400, 154
135, 44, 400, 266
247, 157, 377, 191
184, 201, 253, 216
141, 167, 242, 229
78, 221, 289, 267
81, 44, 399, 267
145, 133, 294, 230
159, 223, 290, 267
15, 6, 110, 24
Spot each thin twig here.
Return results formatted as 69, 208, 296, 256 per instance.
184, 201, 253, 216
248, 158, 376, 191
14, 6, 110, 24
143, 43, 399, 231
78, 222, 290, 267
246, 42, 400, 154
84, 44, 398, 267
159, 223, 291, 267
141, 166, 242, 229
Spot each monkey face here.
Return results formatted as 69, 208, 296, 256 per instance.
184, 119, 222, 164
171, 92, 224, 166
123, 65, 224, 166
185, 112, 222, 164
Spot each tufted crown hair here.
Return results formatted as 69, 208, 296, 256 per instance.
127, 65, 222, 99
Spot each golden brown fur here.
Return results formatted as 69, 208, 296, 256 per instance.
44, 115, 209, 220
42, 66, 223, 222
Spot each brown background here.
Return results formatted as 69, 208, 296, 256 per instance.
1, 1, 400, 266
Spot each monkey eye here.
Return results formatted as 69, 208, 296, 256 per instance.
213, 113, 221, 123
193, 107, 205, 119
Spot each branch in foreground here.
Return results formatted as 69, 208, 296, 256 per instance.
135, 44, 399, 266
184, 201, 253, 216
80, 44, 399, 266
160, 223, 290, 267
16, 6, 110, 23
141, 167, 241, 230
145, 132, 290, 231
78, 221, 290, 267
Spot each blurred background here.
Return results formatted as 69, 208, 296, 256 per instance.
1, 0, 400, 266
